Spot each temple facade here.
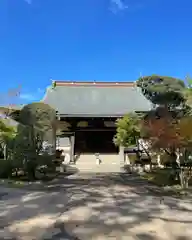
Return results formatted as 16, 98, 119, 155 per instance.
43, 81, 152, 163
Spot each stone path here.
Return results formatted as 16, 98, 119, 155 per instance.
0, 173, 192, 239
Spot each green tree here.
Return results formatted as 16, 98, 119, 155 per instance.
141, 112, 192, 188
15, 102, 56, 179
183, 76, 192, 112
113, 113, 140, 148
0, 118, 17, 160
137, 74, 192, 186
137, 75, 185, 109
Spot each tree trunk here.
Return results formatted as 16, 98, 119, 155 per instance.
138, 139, 152, 172
29, 168, 36, 180
157, 155, 161, 167
149, 161, 152, 171
15, 168, 18, 178
179, 169, 185, 189
179, 166, 190, 189
185, 178, 189, 189
3, 144, 7, 160
169, 151, 179, 181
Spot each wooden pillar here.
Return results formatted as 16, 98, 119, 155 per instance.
70, 120, 76, 163
70, 134, 75, 162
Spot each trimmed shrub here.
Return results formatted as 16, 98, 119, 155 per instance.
0, 160, 13, 178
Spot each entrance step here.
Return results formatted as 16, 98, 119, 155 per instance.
72, 154, 122, 173
75, 154, 120, 164
71, 163, 122, 173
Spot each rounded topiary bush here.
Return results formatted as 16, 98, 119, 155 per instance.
0, 160, 13, 178
15, 102, 57, 179
19, 102, 56, 129
19, 102, 56, 145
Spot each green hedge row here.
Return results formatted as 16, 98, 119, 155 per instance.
0, 155, 57, 179
0, 159, 15, 178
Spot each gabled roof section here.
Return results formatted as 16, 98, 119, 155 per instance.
42, 81, 153, 117
0, 113, 19, 127
0, 105, 24, 112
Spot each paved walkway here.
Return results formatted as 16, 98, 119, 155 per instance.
0, 173, 192, 240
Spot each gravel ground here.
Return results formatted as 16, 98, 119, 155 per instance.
0, 173, 191, 240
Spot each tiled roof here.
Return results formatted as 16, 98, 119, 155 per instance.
0, 105, 24, 111
0, 113, 19, 127
43, 81, 152, 117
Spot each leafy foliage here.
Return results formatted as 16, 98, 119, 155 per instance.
176, 116, 192, 149
141, 111, 192, 188
113, 113, 140, 147
19, 102, 56, 130
142, 112, 178, 150
183, 76, 192, 115
0, 160, 14, 178
18, 102, 56, 153
0, 118, 17, 160
135, 74, 192, 188
137, 75, 185, 108
142, 109, 192, 151
15, 102, 56, 179
0, 119, 16, 141
0, 87, 58, 180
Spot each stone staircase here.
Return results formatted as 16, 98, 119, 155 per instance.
71, 153, 122, 173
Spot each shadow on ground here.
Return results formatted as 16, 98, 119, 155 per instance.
0, 173, 192, 239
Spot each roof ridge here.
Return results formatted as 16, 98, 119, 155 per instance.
53, 81, 136, 87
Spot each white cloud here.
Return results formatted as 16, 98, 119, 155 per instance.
19, 93, 37, 101
110, 0, 128, 13
19, 88, 45, 102
37, 88, 44, 94
24, 0, 32, 4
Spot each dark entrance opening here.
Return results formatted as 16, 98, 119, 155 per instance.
74, 130, 118, 154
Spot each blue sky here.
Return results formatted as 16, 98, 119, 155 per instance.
0, 0, 192, 103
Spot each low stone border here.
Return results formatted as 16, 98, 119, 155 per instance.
119, 171, 192, 199
0, 170, 78, 191
0, 178, 47, 190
